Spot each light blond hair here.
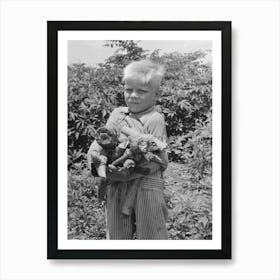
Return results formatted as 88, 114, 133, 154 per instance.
122, 60, 165, 90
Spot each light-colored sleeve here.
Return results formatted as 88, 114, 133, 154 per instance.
145, 112, 168, 143
145, 113, 169, 171
105, 107, 122, 131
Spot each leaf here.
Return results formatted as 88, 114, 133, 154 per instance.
198, 216, 208, 227
177, 214, 186, 225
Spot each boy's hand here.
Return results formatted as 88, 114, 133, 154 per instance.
107, 164, 129, 178
106, 164, 142, 182
88, 152, 107, 169
120, 126, 142, 138
107, 164, 117, 172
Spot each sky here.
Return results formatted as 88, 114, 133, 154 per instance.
68, 40, 212, 66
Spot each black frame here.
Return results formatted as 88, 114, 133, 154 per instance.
47, 21, 231, 259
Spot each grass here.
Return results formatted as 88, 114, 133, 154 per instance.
164, 162, 212, 240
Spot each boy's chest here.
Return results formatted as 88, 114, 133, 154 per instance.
117, 114, 149, 142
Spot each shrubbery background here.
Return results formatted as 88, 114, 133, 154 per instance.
68, 40, 212, 240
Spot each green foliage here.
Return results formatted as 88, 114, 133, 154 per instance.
168, 113, 212, 180
184, 114, 212, 180
68, 169, 106, 239
163, 162, 212, 240
103, 40, 148, 67
68, 63, 118, 169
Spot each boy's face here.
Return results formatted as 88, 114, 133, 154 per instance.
124, 78, 157, 114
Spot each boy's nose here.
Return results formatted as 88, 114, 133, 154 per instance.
130, 91, 138, 98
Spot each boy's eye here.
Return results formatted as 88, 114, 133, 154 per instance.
125, 88, 133, 93
124, 88, 148, 94
139, 89, 148, 94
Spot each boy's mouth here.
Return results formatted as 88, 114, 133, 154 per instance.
128, 102, 140, 105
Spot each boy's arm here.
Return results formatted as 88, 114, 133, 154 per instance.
105, 107, 122, 131
121, 113, 169, 171
143, 112, 169, 170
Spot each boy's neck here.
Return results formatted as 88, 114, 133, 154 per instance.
129, 104, 156, 116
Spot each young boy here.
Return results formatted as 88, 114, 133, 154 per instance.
88, 60, 169, 239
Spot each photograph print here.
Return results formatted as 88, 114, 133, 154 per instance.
48, 21, 231, 259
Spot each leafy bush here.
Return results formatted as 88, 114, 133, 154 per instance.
166, 185, 212, 240
68, 168, 106, 239
168, 112, 212, 180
